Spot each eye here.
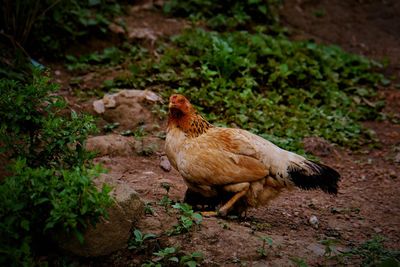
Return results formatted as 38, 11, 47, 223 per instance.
178, 98, 185, 104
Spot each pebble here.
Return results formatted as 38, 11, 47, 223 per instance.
395, 153, 400, 163
160, 156, 172, 172
374, 227, 382, 233
389, 170, 397, 179
309, 215, 319, 228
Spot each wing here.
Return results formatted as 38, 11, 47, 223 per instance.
176, 128, 269, 186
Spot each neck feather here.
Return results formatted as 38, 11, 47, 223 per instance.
168, 112, 213, 137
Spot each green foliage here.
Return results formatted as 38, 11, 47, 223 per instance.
66, 46, 125, 71
142, 247, 203, 267
119, 28, 385, 153
344, 236, 400, 267
34, 0, 121, 56
163, 0, 281, 32
257, 236, 273, 258
0, 71, 96, 167
168, 203, 203, 236
0, 72, 112, 265
290, 257, 309, 267
128, 229, 156, 250
0, 0, 122, 58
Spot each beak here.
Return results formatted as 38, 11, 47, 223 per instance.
168, 102, 175, 109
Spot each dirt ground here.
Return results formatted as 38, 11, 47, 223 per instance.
55, 0, 400, 266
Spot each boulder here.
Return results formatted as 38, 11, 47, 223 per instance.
59, 174, 144, 257
86, 134, 138, 157
92, 89, 162, 131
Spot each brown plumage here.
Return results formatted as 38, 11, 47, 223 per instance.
165, 94, 340, 216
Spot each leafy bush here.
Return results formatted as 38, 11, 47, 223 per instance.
0, 71, 112, 265
114, 28, 385, 152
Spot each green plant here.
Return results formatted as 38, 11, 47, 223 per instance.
290, 257, 309, 267
168, 203, 203, 236
320, 238, 340, 258
117, 28, 386, 154
163, 0, 281, 32
257, 236, 273, 258
142, 247, 203, 267
144, 202, 155, 215
66, 46, 125, 71
343, 236, 400, 266
0, 71, 112, 265
128, 229, 156, 250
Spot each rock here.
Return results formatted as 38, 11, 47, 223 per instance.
307, 243, 325, 256
309, 215, 319, 229
389, 170, 397, 179
58, 175, 144, 257
160, 156, 171, 172
108, 22, 125, 35
395, 153, 400, 164
86, 134, 138, 157
93, 99, 105, 114
92, 89, 162, 131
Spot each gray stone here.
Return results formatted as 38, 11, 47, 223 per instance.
86, 134, 138, 157
309, 215, 319, 229
160, 156, 172, 172
58, 176, 144, 257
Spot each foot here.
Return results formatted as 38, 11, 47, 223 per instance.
200, 211, 218, 217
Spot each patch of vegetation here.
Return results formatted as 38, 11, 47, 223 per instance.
115, 28, 386, 153
343, 236, 400, 266
39, 0, 121, 56
163, 0, 281, 32
128, 229, 157, 250
257, 236, 273, 258
168, 203, 203, 236
290, 257, 309, 267
0, 71, 112, 266
142, 247, 203, 267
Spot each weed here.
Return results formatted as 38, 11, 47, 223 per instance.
142, 246, 203, 267
104, 122, 120, 132
320, 238, 340, 258
118, 28, 386, 154
66, 47, 125, 71
128, 229, 157, 250
290, 257, 309, 267
343, 236, 400, 266
144, 202, 155, 215
163, 0, 281, 32
168, 203, 203, 236
257, 236, 273, 258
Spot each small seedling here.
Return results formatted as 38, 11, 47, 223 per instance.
320, 238, 340, 258
290, 257, 309, 267
168, 203, 203, 235
103, 122, 120, 132
128, 229, 156, 250
257, 236, 273, 258
144, 202, 155, 215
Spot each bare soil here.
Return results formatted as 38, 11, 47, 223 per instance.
56, 1, 400, 265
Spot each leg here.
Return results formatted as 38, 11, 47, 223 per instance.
218, 183, 250, 216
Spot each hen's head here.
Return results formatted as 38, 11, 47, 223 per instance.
168, 94, 195, 118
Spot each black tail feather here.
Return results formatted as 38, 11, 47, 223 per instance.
288, 161, 340, 194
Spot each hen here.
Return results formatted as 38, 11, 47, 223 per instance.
165, 94, 340, 216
